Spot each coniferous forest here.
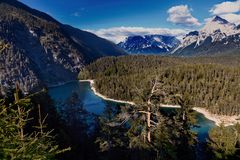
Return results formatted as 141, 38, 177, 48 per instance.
78, 55, 240, 159
79, 55, 240, 115
1, 55, 240, 160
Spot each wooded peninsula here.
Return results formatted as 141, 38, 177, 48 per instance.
79, 55, 240, 116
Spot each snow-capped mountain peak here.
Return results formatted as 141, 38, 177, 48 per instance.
173, 16, 240, 56
201, 16, 236, 36
118, 35, 180, 54
212, 16, 229, 24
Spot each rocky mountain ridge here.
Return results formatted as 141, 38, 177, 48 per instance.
118, 35, 180, 54
0, 0, 125, 94
173, 16, 240, 56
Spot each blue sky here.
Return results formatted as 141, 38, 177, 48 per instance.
19, 0, 240, 42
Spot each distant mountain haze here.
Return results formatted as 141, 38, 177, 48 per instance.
0, 0, 126, 94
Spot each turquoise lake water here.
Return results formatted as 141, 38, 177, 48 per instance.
48, 81, 215, 142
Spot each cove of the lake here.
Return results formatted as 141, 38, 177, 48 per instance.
48, 81, 215, 142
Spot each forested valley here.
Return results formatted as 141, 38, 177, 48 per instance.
78, 55, 240, 159
79, 55, 240, 116
1, 55, 240, 160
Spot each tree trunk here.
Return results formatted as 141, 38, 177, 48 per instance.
147, 106, 151, 142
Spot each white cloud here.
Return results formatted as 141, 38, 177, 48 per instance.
86, 27, 189, 43
221, 13, 240, 25
204, 17, 213, 23
210, 0, 240, 15
167, 5, 201, 27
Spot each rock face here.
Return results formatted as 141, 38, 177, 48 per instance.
173, 16, 240, 56
118, 35, 180, 54
0, 0, 125, 94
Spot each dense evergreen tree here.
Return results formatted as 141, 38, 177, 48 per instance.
80, 55, 240, 115
56, 92, 98, 160
0, 87, 69, 159
93, 77, 197, 160
207, 123, 240, 159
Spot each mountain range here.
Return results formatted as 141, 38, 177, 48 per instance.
118, 16, 240, 56
118, 35, 180, 54
173, 16, 240, 56
0, 0, 125, 94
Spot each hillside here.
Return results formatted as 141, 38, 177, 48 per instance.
0, 0, 125, 94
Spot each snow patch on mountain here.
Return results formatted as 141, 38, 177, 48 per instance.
118, 35, 180, 54
202, 16, 236, 36
172, 16, 240, 55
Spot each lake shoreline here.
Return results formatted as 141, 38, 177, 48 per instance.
79, 79, 240, 126
193, 107, 240, 127
80, 80, 135, 105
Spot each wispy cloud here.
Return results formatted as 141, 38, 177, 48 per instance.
167, 5, 201, 27
72, 8, 85, 17
221, 13, 240, 25
210, 0, 240, 15
72, 12, 81, 17
86, 27, 189, 43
